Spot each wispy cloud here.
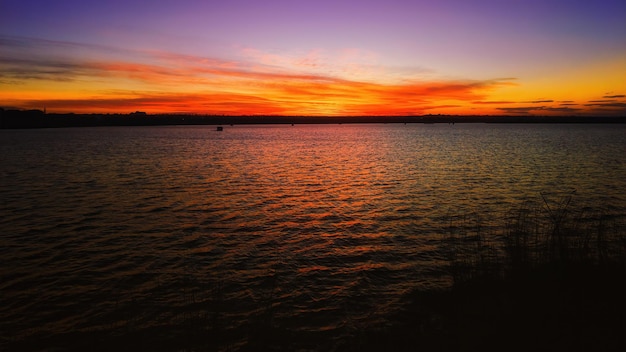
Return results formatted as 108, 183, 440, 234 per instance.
585, 102, 626, 108
15, 78, 512, 115
496, 106, 581, 114
482, 91, 626, 116
18, 93, 291, 115
2, 35, 623, 117
524, 99, 554, 104
542, 106, 583, 113
585, 95, 626, 113
471, 100, 516, 105
588, 99, 617, 103
240, 46, 387, 82
0, 57, 88, 82
497, 106, 540, 114
1, 36, 518, 115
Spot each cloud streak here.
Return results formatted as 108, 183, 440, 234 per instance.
1, 36, 518, 115
15, 78, 511, 116
0, 58, 87, 82
2, 36, 625, 117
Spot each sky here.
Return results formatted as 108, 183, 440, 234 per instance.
1, 0, 625, 116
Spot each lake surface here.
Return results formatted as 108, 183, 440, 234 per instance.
1, 123, 625, 350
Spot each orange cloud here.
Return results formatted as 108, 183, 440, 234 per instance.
2, 37, 516, 115
4, 36, 623, 117
14, 77, 513, 115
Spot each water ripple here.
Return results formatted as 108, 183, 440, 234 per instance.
1, 124, 625, 349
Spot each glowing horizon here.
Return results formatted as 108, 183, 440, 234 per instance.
2, 1, 625, 117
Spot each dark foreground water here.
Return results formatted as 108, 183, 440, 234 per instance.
1, 123, 625, 350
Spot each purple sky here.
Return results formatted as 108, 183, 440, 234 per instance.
2, 0, 625, 115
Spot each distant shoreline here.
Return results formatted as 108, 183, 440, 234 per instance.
1, 109, 625, 129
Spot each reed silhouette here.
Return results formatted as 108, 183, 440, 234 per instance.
4, 192, 624, 351
353, 191, 625, 352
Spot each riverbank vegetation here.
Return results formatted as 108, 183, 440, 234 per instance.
4, 192, 624, 351
354, 190, 625, 351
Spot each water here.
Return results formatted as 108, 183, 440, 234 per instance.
1, 123, 625, 350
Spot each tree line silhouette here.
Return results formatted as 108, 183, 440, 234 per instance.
1, 107, 624, 129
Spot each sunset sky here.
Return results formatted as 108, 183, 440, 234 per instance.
2, 0, 625, 116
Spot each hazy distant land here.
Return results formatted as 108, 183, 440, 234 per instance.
1, 108, 625, 129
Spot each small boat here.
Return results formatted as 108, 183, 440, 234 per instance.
216, 126, 223, 131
